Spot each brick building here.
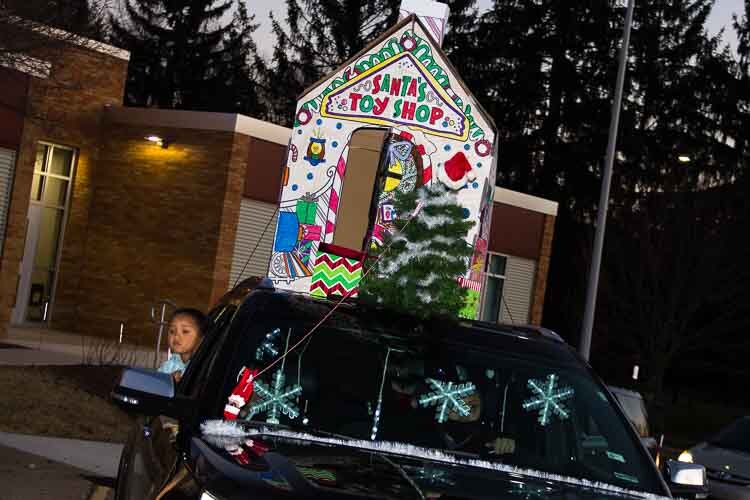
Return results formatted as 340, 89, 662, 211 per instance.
0, 29, 556, 344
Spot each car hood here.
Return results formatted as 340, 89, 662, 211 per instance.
692, 442, 750, 478
193, 423, 670, 500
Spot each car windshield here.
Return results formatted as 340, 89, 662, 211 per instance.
218, 296, 662, 495
710, 417, 750, 453
610, 389, 650, 438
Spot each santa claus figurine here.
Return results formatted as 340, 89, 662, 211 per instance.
225, 443, 251, 465
437, 151, 476, 190
224, 367, 258, 420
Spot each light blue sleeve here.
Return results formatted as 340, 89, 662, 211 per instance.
158, 354, 186, 374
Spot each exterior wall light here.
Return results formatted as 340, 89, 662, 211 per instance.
677, 155, 691, 163
145, 135, 170, 148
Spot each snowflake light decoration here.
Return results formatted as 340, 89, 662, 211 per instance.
522, 374, 574, 426
255, 328, 281, 361
244, 369, 302, 424
418, 378, 476, 423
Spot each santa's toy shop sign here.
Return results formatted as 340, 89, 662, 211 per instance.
321, 52, 469, 140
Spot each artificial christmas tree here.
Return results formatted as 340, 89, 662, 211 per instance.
360, 182, 474, 318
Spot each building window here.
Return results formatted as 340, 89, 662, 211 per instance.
481, 252, 507, 322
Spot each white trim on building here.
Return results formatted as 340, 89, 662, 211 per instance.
105, 107, 291, 146
0, 54, 52, 79
494, 186, 559, 216
8, 16, 130, 61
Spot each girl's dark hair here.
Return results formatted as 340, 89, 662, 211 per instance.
170, 307, 208, 336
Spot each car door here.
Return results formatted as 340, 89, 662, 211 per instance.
116, 303, 236, 500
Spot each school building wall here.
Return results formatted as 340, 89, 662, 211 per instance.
49, 106, 289, 343
0, 42, 129, 339
486, 188, 557, 326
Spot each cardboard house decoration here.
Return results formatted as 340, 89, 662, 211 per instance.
269, 1, 498, 319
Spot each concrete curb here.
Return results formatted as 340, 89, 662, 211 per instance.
0, 432, 124, 479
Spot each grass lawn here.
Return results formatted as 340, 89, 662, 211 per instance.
0, 365, 132, 443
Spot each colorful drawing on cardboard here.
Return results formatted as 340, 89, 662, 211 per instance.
320, 52, 469, 141
310, 249, 363, 298
269, 19, 497, 311
304, 129, 327, 166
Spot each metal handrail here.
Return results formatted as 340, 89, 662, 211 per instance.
150, 299, 177, 369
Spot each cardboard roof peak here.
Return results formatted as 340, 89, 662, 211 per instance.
298, 13, 496, 132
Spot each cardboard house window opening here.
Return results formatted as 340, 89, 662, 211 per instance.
332, 128, 389, 253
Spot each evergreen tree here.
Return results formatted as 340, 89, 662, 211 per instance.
359, 183, 474, 318
259, 0, 400, 125
734, 1, 750, 158
457, 0, 620, 214
4, 0, 107, 39
207, 3, 264, 114
110, 0, 262, 113
614, 0, 741, 198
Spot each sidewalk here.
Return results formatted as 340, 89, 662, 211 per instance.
0, 443, 102, 500
0, 431, 123, 478
1, 326, 160, 367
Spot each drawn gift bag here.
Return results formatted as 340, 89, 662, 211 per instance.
296, 195, 318, 225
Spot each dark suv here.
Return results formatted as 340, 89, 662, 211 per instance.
112, 281, 706, 499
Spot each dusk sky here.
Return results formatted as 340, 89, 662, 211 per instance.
248, 0, 745, 57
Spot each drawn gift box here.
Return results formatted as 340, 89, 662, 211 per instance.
273, 212, 300, 253
380, 203, 396, 222
301, 224, 322, 242
310, 243, 364, 298
296, 195, 317, 225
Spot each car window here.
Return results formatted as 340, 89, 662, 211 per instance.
710, 417, 750, 453
179, 304, 236, 398
218, 305, 663, 495
612, 391, 650, 438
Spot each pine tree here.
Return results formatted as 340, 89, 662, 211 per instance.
615, 0, 739, 196
734, 1, 750, 159
207, 3, 264, 114
4, 0, 107, 39
359, 183, 474, 318
110, 0, 261, 113
259, 0, 400, 125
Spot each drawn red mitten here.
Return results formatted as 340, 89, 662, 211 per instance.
224, 367, 258, 420
225, 444, 250, 465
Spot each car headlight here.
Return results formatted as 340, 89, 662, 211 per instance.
678, 450, 694, 463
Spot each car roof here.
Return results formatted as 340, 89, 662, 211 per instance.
231, 287, 584, 369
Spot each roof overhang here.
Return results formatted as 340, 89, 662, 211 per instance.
494, 186, 558, 216
0, 54, 51, 78
104, 106, 291, 146
7, 16, 130, 61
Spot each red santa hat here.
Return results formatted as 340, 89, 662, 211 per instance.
438, 151, 476, 190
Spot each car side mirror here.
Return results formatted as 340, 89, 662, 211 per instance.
665, 459, 709, 500
111, 367, 193, 419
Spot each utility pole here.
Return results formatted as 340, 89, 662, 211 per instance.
579, 0, 636, 361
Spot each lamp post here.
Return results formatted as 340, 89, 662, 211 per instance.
579, 0, 636, 361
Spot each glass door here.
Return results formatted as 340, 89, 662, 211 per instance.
11, 143, 75, 324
